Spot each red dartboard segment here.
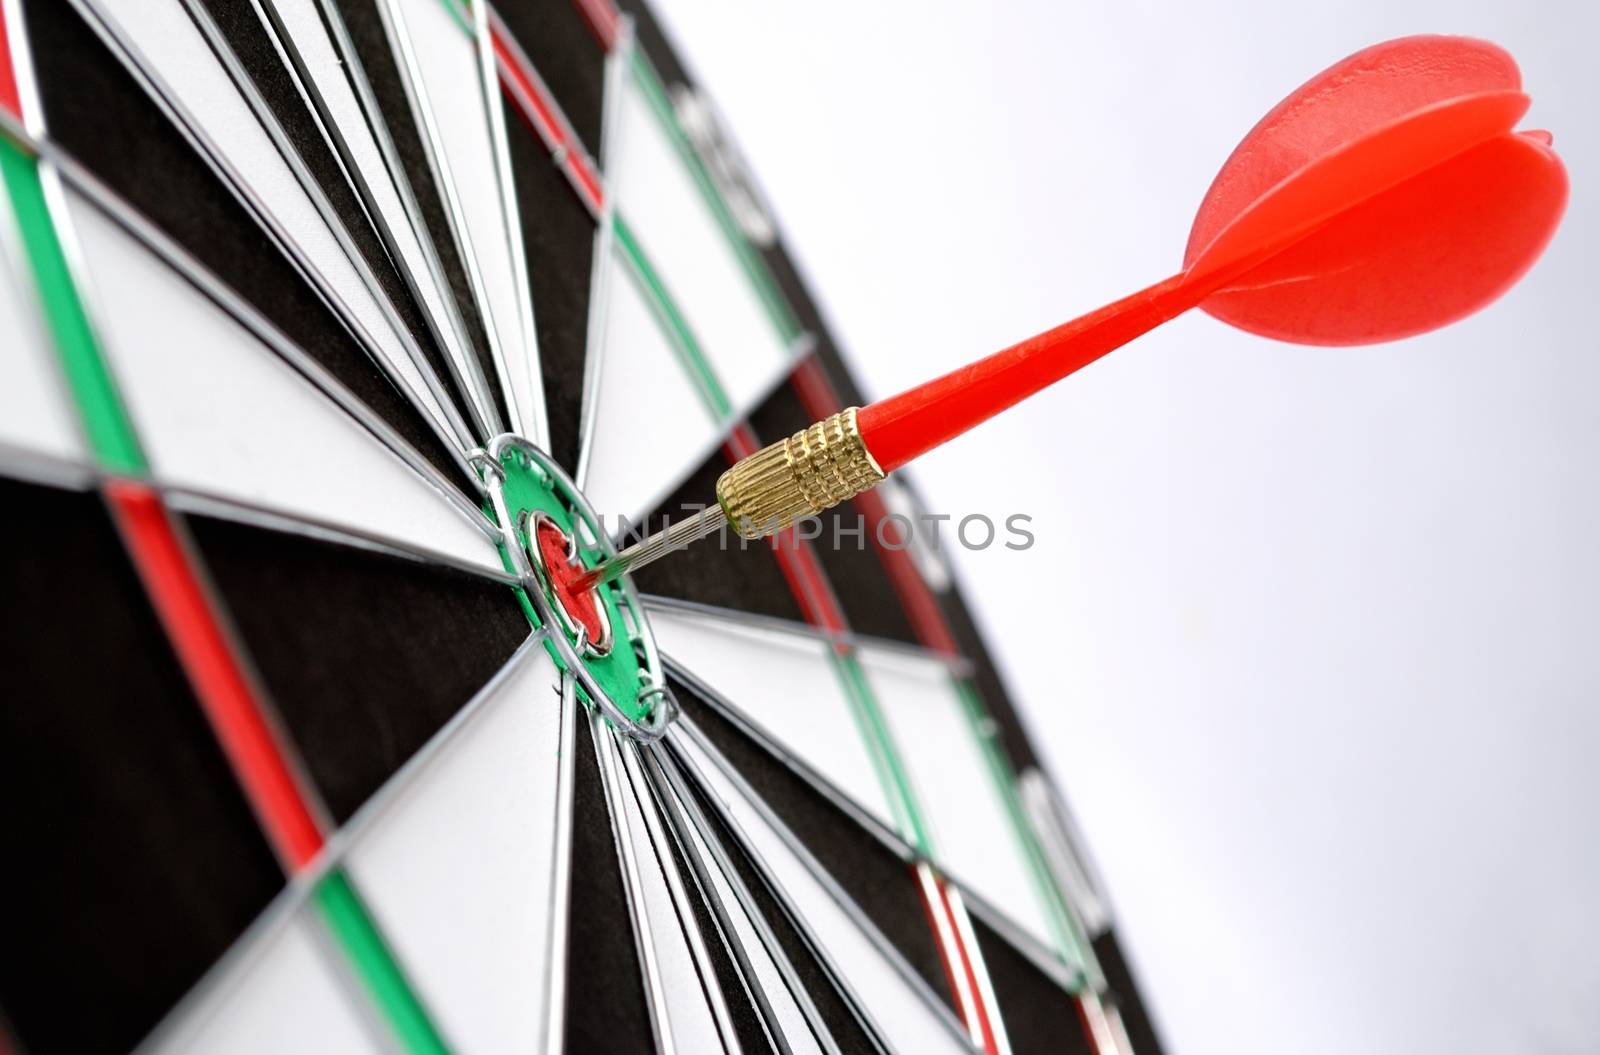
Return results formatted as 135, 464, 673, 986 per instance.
916, 864, 984, 1044
570, 0, 623, 50
105, 481, 326, 871
930, 875, 1003, 1055
0, 2, 19, 120
490, 14, 607, 215
850, 485, 961, 654
767, 524, 848, 637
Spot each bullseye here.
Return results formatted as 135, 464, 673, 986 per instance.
532, 514, 609, 652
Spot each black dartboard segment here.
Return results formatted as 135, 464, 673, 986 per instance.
182, 513, 529, 822
328, 0, 509, 431
1095, 930, 1165, 1055
633, 447, 809, 624
0, 477, 283, 1055
670, 672, 956, 1014
502, 91, 596, 473
186, 0, 458, 413
494, 0, 606, 153
662, 745, 888, 1055
565, 717, 658, 1055
973, 914, 1098, 1055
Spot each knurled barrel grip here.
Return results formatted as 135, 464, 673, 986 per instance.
715, 407, 886, 539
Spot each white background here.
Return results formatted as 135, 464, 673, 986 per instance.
648, 2, 1600, 1053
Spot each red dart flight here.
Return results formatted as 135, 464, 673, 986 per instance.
860, 34, 1568, 472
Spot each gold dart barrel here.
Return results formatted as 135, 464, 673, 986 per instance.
716, 407, 887, 538
577, 408, 888, 588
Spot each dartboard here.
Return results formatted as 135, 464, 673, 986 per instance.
0, 1, 1161, 1053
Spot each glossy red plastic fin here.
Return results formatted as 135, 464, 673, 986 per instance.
1186, 90, 1528, 280
1202, 131, 1567, 344
1186, 35, 1523, 261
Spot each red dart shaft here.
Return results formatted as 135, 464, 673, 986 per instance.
579, 267, 1235, 584
574, 269, 1210, 586
858, 268, 1227, 473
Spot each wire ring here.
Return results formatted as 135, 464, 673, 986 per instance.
480, 434, 676, 741
521, 510, 614, 658
466, 447, 506, 487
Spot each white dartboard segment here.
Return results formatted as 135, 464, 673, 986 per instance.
580, 246, 720, 523
856, 644, 1058, 954
59, 187, 505, 577
658, 769, 829, 1055
262, 0, 475, 397
670, 724, 975, 1055
385, 0, 542, 441
606, 735, 736, 1055
606, 63, 794, 415
0, 196, 82, 463
647, 601, 897, 831
79, 0, 459, 446
341, 643, 564, 1055
146, 911, 384, 1055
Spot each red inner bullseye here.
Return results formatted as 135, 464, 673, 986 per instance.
534, 517, 606, 647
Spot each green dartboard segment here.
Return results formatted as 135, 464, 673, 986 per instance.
953, 676, 1097, 984
829, 649, 935, 853
315, 871, 450, 1055
626, 48, 804, 346
613, 215, 732, 420
0, 139, 143, 471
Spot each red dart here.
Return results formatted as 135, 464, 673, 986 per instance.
580, 34, 1568, 591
